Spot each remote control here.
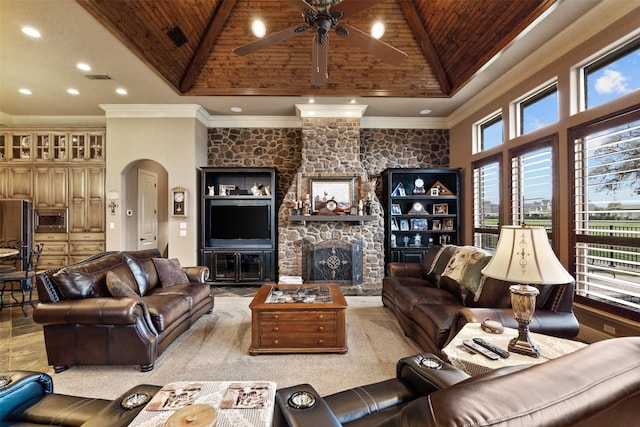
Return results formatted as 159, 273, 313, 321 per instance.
462, 340, 499, 360
473, 337, 510, 358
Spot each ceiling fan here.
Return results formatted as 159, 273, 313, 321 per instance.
233, 0, 408, 85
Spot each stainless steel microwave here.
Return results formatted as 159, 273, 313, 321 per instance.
34, 208, 68, 233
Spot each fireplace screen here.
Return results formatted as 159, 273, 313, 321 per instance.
302, 239, 363, 284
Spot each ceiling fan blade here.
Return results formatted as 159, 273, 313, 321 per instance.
311, 36, 328, 85
283, 0, 314, 14
340, 23, 408, 64
332, 0, 386, 19
233, 25, 307, 56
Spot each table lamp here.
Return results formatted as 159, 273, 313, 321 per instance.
481, 224, 573, 358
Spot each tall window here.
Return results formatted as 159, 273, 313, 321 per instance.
571, 108, 640, 319
510, 141, 555, 233
473, 159, 501, 249
476, 114, 503, 153
519, 84, 558, 135
584, 38, 640, 109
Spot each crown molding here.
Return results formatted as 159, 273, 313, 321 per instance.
99, 104, 211, 125
0, 112, 105, 128
295, 104, 368, 118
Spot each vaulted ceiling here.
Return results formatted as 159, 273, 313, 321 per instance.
78, 0, 554, 99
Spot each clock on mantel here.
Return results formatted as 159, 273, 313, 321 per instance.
171, 187, 187, 217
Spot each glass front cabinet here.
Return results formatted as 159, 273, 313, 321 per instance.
382, 168, 461, 265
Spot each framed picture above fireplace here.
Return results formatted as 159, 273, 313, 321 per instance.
310, 177, 355, 212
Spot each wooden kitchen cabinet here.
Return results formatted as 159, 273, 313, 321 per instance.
34, 167, 67, 208
69, 166, 105, 233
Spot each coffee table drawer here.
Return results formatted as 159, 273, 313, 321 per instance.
259, 333, 338, 348
259, 311, 337, 322
260, 321, 336, 333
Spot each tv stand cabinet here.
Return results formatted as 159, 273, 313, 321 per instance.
199, 167, 277, 285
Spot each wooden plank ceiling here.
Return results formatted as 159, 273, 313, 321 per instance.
78, 0, 555, 98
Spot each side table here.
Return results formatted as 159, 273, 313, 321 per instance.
442, 323, 587, 376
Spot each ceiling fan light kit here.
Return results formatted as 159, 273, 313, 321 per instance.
233, 0, 407, 84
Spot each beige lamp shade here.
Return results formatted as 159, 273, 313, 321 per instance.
481, 225, 573, 285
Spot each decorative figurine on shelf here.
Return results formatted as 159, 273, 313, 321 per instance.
208, 186, 215, 196
358, 199, 364, 216
391, 234, 397, 248
413, 234, 422, 246
251, 183, 262, 196
264, 185, 272, 196
403, 236, 410, 247
303, 194, 312, 216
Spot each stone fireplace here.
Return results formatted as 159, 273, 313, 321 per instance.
277, 106, 385, 295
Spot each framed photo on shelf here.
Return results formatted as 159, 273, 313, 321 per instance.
391, 204, 402, 215
432, 220, 441, 230
443, 218, 454, 230
400, 219, 409, 231
310, 177, 355, 212
410, 218, 429, 231
430, 188, 440, 196
391, 218, 399, 230
433, 203, 448, 215
218, 184, 236, 196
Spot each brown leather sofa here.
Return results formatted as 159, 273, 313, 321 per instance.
0, 370, 162, 426
382, 244, 579, 356
33, 249, 213, 372
273, 337, 640, 427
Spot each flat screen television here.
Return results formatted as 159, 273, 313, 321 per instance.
208, 204, 271, 246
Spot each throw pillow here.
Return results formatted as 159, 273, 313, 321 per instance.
441, 246, 492, 300
152, 258, 189, 287
106, 271, 140, 298
426, 245, 457, 285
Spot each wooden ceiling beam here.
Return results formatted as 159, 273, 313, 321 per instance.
397, 0, 451, 95
180, 0, 238, 93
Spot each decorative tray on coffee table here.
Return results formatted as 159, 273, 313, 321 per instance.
266, 285, 333, 304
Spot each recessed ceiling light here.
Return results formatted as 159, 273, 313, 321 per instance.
420, 109, 432, 115
22, 27, 41, 38
230, 106, 242, 113
67, 88, 79, 95
371, 22, 385, 39
251, 19, 266, 38
77, 63, 91, 72
116, 88, 128, 95
349, 99, 356, 104
19, 88, 32, 95
309, 98, 315, 104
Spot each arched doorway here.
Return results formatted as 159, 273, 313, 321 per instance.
122, 159, 169, 256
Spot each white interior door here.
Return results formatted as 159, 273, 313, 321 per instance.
137, 169, 158, 250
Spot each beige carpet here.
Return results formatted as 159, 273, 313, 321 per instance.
52, 297, 422, 400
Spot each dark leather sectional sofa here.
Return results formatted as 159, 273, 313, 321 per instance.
382, 244, 579, 356
33, 249, 213, 372
273, 337, 640, 426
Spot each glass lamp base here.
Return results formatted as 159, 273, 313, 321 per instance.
509, 284, 541, 358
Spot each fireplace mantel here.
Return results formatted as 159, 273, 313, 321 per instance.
288, 214, 376, 225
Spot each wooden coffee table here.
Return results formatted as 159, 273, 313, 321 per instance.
249, 283, 348, 355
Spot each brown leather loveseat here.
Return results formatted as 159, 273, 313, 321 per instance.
382, 244, 579, 356
273, 337, 640, 427
0, 370, 162, 426
33, 249, 213, 372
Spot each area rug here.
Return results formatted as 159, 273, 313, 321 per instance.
52, 296, 422, 400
